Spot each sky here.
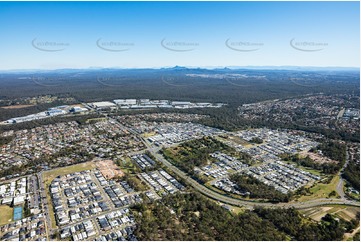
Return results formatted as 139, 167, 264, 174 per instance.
0, 1, 359, 70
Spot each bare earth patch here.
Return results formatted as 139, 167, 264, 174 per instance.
300, 151, 338, 164
96, 159, 124, 179
1, 104, 35, 109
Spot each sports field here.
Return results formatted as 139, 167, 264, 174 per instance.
0, 205, 13, 226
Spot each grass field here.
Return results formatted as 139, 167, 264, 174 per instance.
288, 162, 323, 176
142, 132, 156, 138
0, 205, 13, 226
42, 161, 96, 186
42, 161, 96, 228
296, 175, 340, 202
218, 135, 251, 146
85, 117, 107, 124
230, 205, 247, 215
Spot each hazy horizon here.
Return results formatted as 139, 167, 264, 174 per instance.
0, 65, 360, 73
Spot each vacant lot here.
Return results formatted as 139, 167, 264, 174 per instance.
223, 135, 251, 146
43, 161, 96, 186
96, 159, 124, 179
300, 151, 337, 164
0, 205, 13, 226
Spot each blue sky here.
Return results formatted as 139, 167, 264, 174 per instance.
0, 1, 359, 70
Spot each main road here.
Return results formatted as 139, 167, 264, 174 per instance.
148, 144, 359, 209
110, 114, 359, 210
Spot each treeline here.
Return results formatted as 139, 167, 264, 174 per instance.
254, 207, 359, 241
188, 106, 360, 142
281, 154, 342, 174
342, 160, 360, 190
133, 192, 354, 241
230, 173, 292, 202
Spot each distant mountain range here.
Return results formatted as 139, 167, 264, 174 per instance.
0, 66, 359, 74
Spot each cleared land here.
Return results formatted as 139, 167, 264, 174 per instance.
300, 150, 338, 164
42, 161, 96, 228
0, 205, 13, 226
96, 159, 124, 179
0, 104, 35, 109
223, 135, 251, 146
300, 205, 360, 222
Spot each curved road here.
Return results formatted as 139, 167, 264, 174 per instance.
145, 142, 359, 209
114, 116, 359, 210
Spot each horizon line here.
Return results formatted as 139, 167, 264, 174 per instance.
0, 65, 359, 73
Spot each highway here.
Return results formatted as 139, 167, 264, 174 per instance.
114, 115, 359, 210
148, 145, 359, 209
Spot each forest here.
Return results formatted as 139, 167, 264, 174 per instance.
0, 68, 359, 144
343, 158, 360, 191
160, 136, 253, 183
132, 192, 356, 241
229, 173, 292, 202
254, 207, 359, 241
316, 140, 347, 163
161, 137, 234, 175
0, 68, 358, 104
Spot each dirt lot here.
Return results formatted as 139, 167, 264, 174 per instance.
1, 104, 35, 109
300, 151, 338, 164
96, 159, 124, 179
227, 135, 251, 146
